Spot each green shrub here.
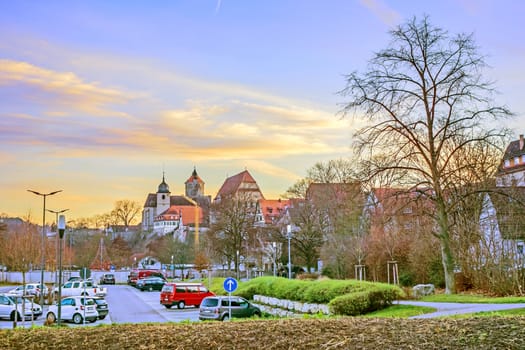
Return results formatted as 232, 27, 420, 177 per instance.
329, 285, 403, 316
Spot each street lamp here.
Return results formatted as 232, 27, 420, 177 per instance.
287, 225, 292, 279
46, 208, 69, 288
236, 250, 240, 280
272, 242, 277, 277
27, 189, 62, 306
57, 214, 66, 326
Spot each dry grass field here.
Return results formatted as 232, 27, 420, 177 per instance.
1, 317, 524, 349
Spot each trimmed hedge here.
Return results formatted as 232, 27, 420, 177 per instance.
230, 276, 404, 316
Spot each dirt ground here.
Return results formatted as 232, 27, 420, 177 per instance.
1, 317, 524, 349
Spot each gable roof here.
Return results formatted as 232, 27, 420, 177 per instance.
498, 135, 525, 175
215, 170, 264, 200
306, 182, 362, 202
144, 194, 198, 208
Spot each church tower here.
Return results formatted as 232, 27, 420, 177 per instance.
156, 173, 171, 215
185, 167, 205, 199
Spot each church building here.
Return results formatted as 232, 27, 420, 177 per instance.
141, 168, 210, 233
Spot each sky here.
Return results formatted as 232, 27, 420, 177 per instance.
1, 0, 524, 223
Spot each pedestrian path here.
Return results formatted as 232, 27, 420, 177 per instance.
397, 300, 525, 318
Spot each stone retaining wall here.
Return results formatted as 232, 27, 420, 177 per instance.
254, 294, 331, 316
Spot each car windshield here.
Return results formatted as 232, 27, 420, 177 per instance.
201, 298, 219, 307
8, 296, 32, 304
161, 285, 173, 292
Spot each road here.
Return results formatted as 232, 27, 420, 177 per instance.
397, 300, 525, 318
0, 284, 200, 329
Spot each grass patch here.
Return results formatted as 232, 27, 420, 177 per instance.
360, 304, 436, 318
420, 293, 525, 304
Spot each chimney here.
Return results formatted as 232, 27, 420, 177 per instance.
520, 134, 524, 150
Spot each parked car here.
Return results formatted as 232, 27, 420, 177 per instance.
86, 296, 109, 320
0, 293, 39, 321
99, 273, 116, 285
6, 294, 42, 318
160, 282, 215, 309
136, 276, 166, 292
199, 296, 261, 321
8, 283, 48, 298
128, 269, 165, 286
46, 296, 99, 324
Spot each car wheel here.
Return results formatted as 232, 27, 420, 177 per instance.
10, 311, 21, 321
253, 311, 261, 318
72, 313, 83, 324
148, 286, 153, 292
89, 318, 97, 323
46, 312, 56, 323
177, 301, 185, 309
99, 315, 106, 320
221, 314, 230, 321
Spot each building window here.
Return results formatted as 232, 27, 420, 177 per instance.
505, 159, 510, 167
514, 157, 520, 166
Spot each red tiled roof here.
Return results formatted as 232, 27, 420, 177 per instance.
215, 170, 264, 200
157, 205, 203, 225
259, 199, 290, 224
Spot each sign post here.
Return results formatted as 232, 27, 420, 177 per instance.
223, 277, 238, 321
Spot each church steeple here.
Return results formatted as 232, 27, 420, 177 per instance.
185, 166, 205, 198
158, 172, 170, 193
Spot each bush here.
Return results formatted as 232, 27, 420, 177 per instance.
329, 285, 403, 316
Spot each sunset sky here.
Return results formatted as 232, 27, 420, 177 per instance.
1, 0, 524, 223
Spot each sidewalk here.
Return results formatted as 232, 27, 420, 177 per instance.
397, 300, 525, 318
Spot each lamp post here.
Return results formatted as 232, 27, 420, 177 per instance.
236, 250, 240, 280
272, 242, 277, 277
27, 189, 62, 306
57, 214, 66, 326
46, 208, 69, 289
287, 225, 292, 279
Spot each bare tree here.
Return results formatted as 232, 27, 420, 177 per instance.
112, 200, 141, 227
207, 193, 257, 275
339, 16, 511, 293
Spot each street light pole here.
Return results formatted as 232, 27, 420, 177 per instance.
272, 242, 277, 277
46, 208, 69, 290
287, 225, 292, 279
27, 189, 62, 306
57, 215, 66, 327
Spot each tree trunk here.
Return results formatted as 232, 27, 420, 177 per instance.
439, 235, 456, 294
436, 197, 456, 294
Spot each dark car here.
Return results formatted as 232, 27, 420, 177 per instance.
199, 296, 261, 321
91, 297, 109, 320
99, 273, 116, 285
136, 276, 166, 291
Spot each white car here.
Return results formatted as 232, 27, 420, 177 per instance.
6, 294, 42, 318
8, 283, 48, 298
46, 296, 99, 324
0, 293, 38, 321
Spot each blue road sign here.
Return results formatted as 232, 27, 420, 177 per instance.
223, 277, 238, 293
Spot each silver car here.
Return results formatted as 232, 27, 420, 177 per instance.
199, 296, 261, 321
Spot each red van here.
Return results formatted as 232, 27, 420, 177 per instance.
160, 283, 215, 309
128, 269, 165, 286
